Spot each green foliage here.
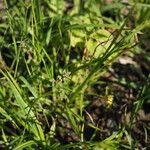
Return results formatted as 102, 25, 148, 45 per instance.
0, 0, 150, 149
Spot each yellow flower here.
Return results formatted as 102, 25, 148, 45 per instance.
106, 95, 114, 107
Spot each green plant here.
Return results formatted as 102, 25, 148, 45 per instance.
0, 0, 150, 149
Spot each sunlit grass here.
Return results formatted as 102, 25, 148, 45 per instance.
0, 0, 150, 149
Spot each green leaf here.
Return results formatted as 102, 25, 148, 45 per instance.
70, 29, 86, 47
86, 29, 112, 58
13, 140, 36, 150
1, 70, 45, 143
19, 76, 38, 98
